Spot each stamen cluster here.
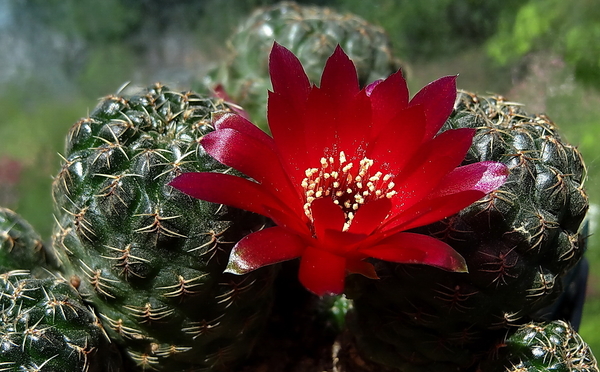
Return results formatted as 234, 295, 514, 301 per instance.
301, 151, 396, 230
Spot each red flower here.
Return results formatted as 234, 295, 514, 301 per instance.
170, 43, 509, 296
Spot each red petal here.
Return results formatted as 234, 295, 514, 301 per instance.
346, 259, 379, 279
348, 198, 392, 236
409, 75, 457, 140
169, 172, 289, 217
319, 47, 372, 153
367, 105, 426, 171
391, 128, 476, 213
308, 198, 370, 255
318, 229, 368, 256
302, 87, 372, 165
383, 190, 484, 233
310, 197, 346, 240
225, 227, 306, 274
360, 232, 467, 272
269, 43, 311, 112
268, 44, 313, 184
319, 45, 360, 106
263, 204, 311, 238
299, 246, 347, 296
267, 91, 309, 186
333, 90, 373, 155
299, 88, 337, 163
365, 79, 382, 96
201, 127, 301, 210
431, 161, 509, 198
383, 163, 508, 232
368, 70, 410, 132
212, 86, 250, 120
213, 113, 275, 151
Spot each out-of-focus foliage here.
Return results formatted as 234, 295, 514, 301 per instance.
5, 0, 284, 97
487, 0, 600, 88
334, 0, 522, 59
12, 0, 139, 43
12, 0, 326, 46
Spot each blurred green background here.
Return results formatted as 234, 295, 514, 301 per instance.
1, 0, 599, 353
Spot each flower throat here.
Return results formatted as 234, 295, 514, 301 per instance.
301, 151, 396, 231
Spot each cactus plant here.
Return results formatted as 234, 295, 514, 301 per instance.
345, 91, 589, 371
51, 84, 276, 371
0, 207, 58, 276
0, 270, 123, 372
481, 320, 598, 372
206, 1, 402, 130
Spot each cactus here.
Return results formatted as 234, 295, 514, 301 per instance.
0, 270, 123, 372
206, 1, 401, 130
481, 320, 598, 372
345, 91, 589, 371
51, 84, 276, 371
0, 207, 58, 277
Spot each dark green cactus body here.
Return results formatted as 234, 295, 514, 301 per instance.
207, 1, 401, 130
0, 207, 57, 276
51, 84, 276, 371
482, 320, 598, 372
0, 271, 123, 372
346, 91, 589, 372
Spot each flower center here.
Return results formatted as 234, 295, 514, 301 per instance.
301, 151, 397, 231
